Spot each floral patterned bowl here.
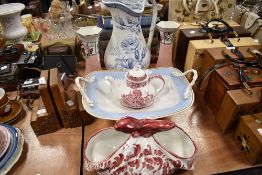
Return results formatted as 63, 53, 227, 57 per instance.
84, 117, 197, 175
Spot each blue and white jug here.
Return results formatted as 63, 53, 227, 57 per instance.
102, 0, 157, 70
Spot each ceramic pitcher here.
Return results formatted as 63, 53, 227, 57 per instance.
84, 117, 197, 175
102, 0, 157, 70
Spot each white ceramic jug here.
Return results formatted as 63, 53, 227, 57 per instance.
102, 0, 157, 70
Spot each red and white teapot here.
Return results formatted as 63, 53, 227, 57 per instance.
105, 66, 165, 109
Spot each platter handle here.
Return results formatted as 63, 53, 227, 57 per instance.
172, 69, 198, 99
75, 77, 94, 107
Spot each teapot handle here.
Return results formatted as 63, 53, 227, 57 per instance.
149, 75, 165, 95
147, 0, 157, 50
172, 69, 198, 99
75, 77, 94, 107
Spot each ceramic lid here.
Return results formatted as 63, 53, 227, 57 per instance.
0, 3, 25, 16
76, 26, 102, 36
156, 21, 181, 33
102, 0, 147, 16
126, 65, 147, 82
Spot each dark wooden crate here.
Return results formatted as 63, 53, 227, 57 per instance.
235, 113, 262, 164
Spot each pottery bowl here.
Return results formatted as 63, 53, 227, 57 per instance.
84, 119, 197, 175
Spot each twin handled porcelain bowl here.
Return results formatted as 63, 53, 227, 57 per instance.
84, 117, 197, 175
75, 67, 197, 111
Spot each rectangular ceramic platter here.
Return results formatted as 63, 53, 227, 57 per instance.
82, 67, 194, 120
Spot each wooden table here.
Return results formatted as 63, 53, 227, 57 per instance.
6, 68, 262, 175
83, 92, 262, 175
7, 101, 82, 175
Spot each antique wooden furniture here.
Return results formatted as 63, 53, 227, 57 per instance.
49, 68, 82, 128
30, 70, 62, 136
216, 87, 262, 132
235, 113, 262, 164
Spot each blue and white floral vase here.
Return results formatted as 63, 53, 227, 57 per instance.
102, 0, 157, 71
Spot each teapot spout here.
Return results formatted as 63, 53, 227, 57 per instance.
146, 0, 157, 50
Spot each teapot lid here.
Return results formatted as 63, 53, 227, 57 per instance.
102, 0, 147, 17
126, 65, 147, 82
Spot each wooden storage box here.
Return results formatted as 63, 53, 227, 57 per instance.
38, 70, 57, 116
235, 113, 262, 164
30, 97, 62, 136
216, 87, 262, 132
200, 46, 256, 92
172, 20, 240, 69
30, 70, 62, 136
49, 68, 82, 128
184, 37, 260, 75
205, 65, 262, 115
175, 26, 251, 70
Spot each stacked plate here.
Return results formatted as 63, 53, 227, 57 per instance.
0, 100, 23, 124
0, 124, 24, 175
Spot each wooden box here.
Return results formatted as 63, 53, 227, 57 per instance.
205, 65, 262, 115
30, 97, 62, 136
216, 87, 262, 132
235, 113, 262, 164
49, 68, 82, 128
184, 37, 260, 75
30, 70, 62, 136
200, 46, 256, 92
38, 70, 57, 115
175, 26, 251, 71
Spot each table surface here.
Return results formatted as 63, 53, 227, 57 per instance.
6, 64, 262, 175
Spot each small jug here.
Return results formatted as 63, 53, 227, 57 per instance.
105, 66, 165, 109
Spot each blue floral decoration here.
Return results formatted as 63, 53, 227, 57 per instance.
114, 16, 141, 34
108, 35, 148, 70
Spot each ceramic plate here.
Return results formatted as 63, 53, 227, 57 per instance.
81, 68, 195, 120
0, 128, 24, 175
0, 124, 19, 170
0, 126, 11, 159
0, 100, 23, 124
